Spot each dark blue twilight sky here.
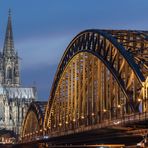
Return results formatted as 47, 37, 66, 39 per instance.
0, 0, 147, 100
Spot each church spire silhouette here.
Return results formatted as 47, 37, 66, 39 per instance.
3, 9, 15, 56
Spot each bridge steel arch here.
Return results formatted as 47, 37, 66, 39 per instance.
21, 101, 47, 142
44, 30, 148, 133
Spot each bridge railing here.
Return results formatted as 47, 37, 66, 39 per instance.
121, 111, 148, 124
43, 111, 148, 138
20, 128, 44, 143
20, 111, 148, 143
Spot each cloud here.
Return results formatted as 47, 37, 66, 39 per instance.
21, 64, 57, 100
17, 33, 74, 100
16, 33, 73, 70
0, 0, 148, 100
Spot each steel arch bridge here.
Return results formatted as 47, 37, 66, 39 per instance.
44, 29, 148, 128
21, 29, 148, 145
21, 101, 47, 142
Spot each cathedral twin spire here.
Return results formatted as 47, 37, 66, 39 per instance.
0, 9, 20, 87
3, 9, 15, 56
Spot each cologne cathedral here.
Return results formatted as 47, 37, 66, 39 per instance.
0, 11, 36, 135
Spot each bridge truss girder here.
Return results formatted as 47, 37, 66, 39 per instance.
21, 102, 46, 142
44, 30, 148, 132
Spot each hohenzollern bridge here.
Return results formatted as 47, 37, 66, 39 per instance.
16, 29, 148, 147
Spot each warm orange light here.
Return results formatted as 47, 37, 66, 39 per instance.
91, 113, 95, 116
65, 121, 68, 124
103, 109, 107, 112
73, 119, 76, 122
117, 105, 121, 108
59, 123, 62, 126
138, 98, 141, 102
81, 116, 84, 119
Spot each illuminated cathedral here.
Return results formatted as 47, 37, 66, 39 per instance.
0, 10, 36, 135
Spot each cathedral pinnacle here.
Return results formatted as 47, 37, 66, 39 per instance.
1, 9, 20, 87
3, 9, 15, 56
8, 8, 11, 17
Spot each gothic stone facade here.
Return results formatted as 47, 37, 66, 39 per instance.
0, 11, 36, 134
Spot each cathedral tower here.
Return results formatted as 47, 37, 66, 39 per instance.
2, 9, 20, 87
0, 10, 36, 136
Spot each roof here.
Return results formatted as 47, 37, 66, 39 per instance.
0, 86, 36, 99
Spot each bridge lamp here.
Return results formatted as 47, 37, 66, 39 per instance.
59, 123, 62, 126
40, 129, 42, 132
113, 120, 120, 125
117, 105, 121, 108
103, 109, 107, 112
36, 131, 38, 134
91, 113, 95, 116
81, 116, 84, 119
44, 128, 47, 131
138, 98, 142, 102
73, 119, 76, 122
65, 121, 68, 124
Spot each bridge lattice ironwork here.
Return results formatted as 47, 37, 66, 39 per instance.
21, 29, 148, 143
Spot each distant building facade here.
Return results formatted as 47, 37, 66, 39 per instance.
0, 10, 36, 135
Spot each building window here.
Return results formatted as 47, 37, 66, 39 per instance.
7, 67, 12, 79
10, 114, 12, 120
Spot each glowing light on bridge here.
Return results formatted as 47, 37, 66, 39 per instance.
20, 30, 147, 145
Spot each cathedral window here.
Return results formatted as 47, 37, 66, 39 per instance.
10, 114, 12, 120
0, 101, 4, 121
7, 67, 12, 79
22, 107, 24, 119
